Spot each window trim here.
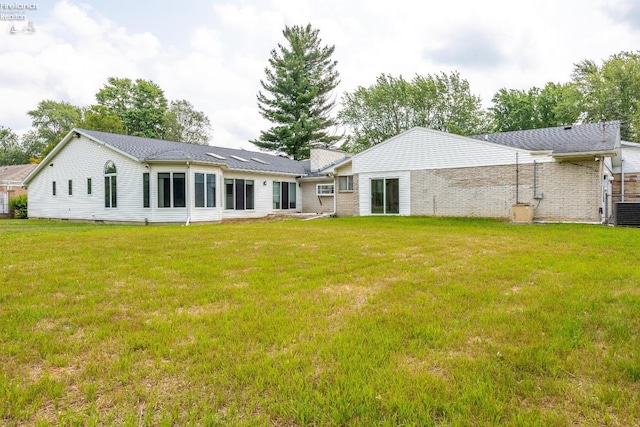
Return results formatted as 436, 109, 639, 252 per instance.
273, 181, 297, 210
225, 178, 254, 210
157, 172, 186, 209
195, 172, 217, 209
338, 175, 354, 192
370, 177, 400, 215
104, 161, 117, 208
143, 173, 150, 208
316, 183, 335, 196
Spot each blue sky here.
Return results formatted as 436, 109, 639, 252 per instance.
1, 0, 640, 149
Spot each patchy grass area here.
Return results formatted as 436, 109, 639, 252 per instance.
1, 217, 639, 426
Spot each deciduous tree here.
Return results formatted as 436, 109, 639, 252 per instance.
77, 105, 125, 134
27, 100, 82, 158
164, 100, 212, 145
490, 82, 581, 132
96, 77, 168, 139
338, 72, 488, 153
0, 127, 28, 166
571, 51, 640, 140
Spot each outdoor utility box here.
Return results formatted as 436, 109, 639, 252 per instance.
511, 204, 534, 223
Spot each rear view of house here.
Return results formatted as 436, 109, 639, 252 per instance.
23, 123, 623, 224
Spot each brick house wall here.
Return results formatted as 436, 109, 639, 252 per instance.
612, 173, 640, 203
408, 161, 601, 222
0, 184, 28, 217
300, 181, 334, 214
335, 180, 354, 217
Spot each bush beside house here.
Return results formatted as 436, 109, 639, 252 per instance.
9, 194, 28, 219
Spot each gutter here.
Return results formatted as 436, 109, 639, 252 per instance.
551, 150, 618, 160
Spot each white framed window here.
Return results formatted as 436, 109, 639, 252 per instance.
272, 181, 296, 210
338, 175, 353, 192
316, 183, 334, 195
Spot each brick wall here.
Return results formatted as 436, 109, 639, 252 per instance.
300, 181, 334, 214
408, 161, 601, 222
336, 187, 354, 217
612, 173, 640, 202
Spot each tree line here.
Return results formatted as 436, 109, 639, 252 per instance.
2, 24, 640, 166
252, 25, 640, 158
0, 77, 212, 165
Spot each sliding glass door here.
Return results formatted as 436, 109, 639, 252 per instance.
371, 178, 399, 214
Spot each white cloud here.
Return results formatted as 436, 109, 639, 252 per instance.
2, 0, 640, 147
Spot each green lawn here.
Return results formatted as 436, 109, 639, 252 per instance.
0, 217, 639, 426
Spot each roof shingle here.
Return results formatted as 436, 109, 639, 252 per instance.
79, 129, 310, 175
471, 122, 619, 154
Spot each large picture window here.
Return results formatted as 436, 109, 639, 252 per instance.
273, 181, 296, 209
195, 173, 216, 208
225, 178, 254, 210
158, 172, 186, 208
371, 178, 399, 214
104, 161, 117, 208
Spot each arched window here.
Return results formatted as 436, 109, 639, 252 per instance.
104, 161, 117, 208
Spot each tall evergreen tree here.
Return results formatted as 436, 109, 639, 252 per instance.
251, 24, 340, 160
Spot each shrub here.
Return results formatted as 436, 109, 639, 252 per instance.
9, 194, 28, 219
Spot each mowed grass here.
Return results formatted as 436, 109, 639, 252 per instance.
0, 217, 639, 426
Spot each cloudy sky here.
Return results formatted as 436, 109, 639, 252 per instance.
1, 0, 639, 150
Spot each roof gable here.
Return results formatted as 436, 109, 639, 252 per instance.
352, 127, 539, 173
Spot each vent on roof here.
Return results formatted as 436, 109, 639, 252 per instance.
564, 126, 572, 130
229, 155, 249, 162
251, 157, 270, 165
206, 152, 226, 160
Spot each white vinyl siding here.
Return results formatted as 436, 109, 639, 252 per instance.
27, 136, 148, 222
358, 171, 410, 216
353, 128, 550, 174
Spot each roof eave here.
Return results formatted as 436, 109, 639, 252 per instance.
551, 150, 618, 161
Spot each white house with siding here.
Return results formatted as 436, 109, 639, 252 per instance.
23, 129, 313, 224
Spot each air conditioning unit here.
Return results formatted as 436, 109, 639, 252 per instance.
614, 202, 640, 226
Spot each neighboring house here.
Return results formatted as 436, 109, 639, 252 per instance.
612, 141, 640, 203
0, 163, 36, 217
331, 122, 621, 223
23, 129, 341, 224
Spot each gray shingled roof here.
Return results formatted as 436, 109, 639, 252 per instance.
79, 129, 309, 175
471, 122, 620, 154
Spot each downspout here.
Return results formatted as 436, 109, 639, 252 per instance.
186, 162, 191, 226
621, 145, 625, 202
599, 157, 605, 222
515, 153, 519, 204
333, 174, 337, 216
533, 160, 537, 200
